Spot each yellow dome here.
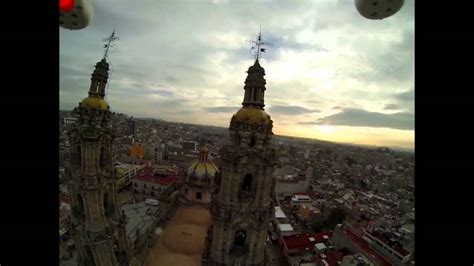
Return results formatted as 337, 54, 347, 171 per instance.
234, 107, 271, 125
187, 160, 218, 180
80, 96, 109, 110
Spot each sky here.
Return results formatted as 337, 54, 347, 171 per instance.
60, 0, 414, 150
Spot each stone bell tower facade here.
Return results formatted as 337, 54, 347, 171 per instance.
66, 57, 136, 266
208, 58, 277, 266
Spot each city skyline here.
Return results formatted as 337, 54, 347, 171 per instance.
60, 0, 414, 150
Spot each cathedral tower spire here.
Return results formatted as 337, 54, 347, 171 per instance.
209, 29, 277, 265
85, 30, 118, 101
88, 59, 110, 99
242, 60, 266, 108
66, 31, 138, 266
243, 29, 272, 109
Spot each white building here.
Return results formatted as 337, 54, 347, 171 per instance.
115, 163, 142, 189
277, 224, 295, 236
291, 194, 312, 209
63, 117, 77, 125
275, 206, 287, 220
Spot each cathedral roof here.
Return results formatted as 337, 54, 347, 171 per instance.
233, 106, 271, 125
79, 96, 109, 110
186, 146, 218, 184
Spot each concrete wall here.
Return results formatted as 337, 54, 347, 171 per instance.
275, 180, 309, 195
184, 185, 212, 204
364, 236, 406, 266
133, 179, 166, 198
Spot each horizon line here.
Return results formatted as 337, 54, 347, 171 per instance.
60, 109, 414, 152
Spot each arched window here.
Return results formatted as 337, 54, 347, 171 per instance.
104, 192, 113, 217
214, 173, 222, 193
75, 146, 81, 167
249, 136, 256, 147
234, 230, 246, 247
196, 192, 202, 200
85, 247, 96, 266
242, 174, 252, 192
99, 147, 107, 170
95, 81, 100, 94
75, 194, 85, 222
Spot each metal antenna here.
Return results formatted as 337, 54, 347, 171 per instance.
249, 25, 273, 60
103, 29, 119, 60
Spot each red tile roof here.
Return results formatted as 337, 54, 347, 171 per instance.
282, 231, 333, 252
136, 173, 177, 185
344, 229, 392, 266
135, 168, 180, 186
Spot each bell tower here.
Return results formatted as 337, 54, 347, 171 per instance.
209, 30, 277, 266
65, 31, 136, 266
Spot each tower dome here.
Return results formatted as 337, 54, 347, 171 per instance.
233, 106, 271, 125
80, 96, 109, 110
181, 146, 219, 205
186, 146, 218, 185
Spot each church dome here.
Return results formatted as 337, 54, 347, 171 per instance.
80, 96, 109, 110
233, 107, 271, 125
187, 147, 218, 183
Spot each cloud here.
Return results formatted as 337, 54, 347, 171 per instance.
394, 89, 414, 102
297, 121, 321, 125
204, 106, 239, 113
268, 105, 318, 115
303, 108, 413, 130
165, 76, 177, 83
383, 104, 402, 110
60, 0, 414, 148
386, 88, 414, 112
146, 88, 174, 97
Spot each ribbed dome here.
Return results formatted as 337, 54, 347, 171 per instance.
186, 147, 218, 183
233, 106, 271, 125
80, 96, 109, 110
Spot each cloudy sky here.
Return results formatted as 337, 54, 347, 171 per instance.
60, 0, 414, 150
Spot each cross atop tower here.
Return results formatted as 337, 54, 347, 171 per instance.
250, 26, 272, 61
103, 29, 119, 59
